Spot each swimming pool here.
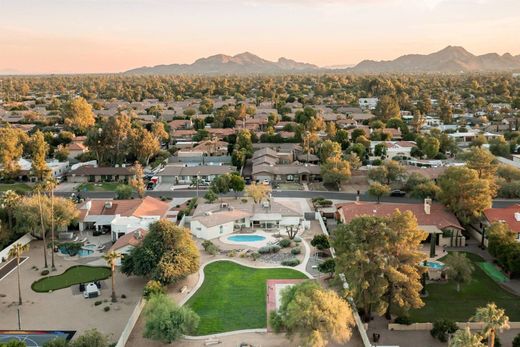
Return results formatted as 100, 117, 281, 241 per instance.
227, 234, 266, 242
59, 244, 96, 257
424, 261, 445, 270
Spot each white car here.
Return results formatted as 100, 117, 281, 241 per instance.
83, 282, 100, 299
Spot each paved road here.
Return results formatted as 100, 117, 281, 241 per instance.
55, 189, 520, 208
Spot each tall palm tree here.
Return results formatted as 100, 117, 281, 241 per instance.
472, 303, 510, 347
449, 327, 485, 347
45, 178, 58, 271
34, 184, 48, 268
103, 251, 122, 303
8, 243, 30, 305
1, 190, 21, 230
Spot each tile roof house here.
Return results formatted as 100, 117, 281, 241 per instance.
79, 197, 170, 241
337, 199, 464, 247
156, 164, 234, 184
190, 199, 304, 240
109, 229, 148, 265
67, 165, 135, 183
483, 205, 520, 240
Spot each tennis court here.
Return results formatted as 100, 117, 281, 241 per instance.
478, 262, 509, 283
0, 330, 75, 347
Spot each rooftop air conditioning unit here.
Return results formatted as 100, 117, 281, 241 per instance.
104, 201, 113, 209
262, 201, 270, 208
204, 211, 213, 216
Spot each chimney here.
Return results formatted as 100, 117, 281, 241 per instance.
424, 198, 432, 215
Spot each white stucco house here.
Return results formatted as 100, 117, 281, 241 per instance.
78, 197, 171, 241
190, 199, 305, 240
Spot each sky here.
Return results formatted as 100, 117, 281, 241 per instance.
0, 0, 519, 74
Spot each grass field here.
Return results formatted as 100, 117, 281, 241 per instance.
77, 182, 128, 192
409, 252, 520, 322
0, 183, 32, 193
32, 265, 111, 293
185, 261, 308, 335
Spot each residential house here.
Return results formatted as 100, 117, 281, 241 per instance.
78, 197, 170, 241
66, 142, 88, 160
480, 205, 520, 245
156, 164, 234, 184
370, 141, 415, 158
108, 229, 148, 265
67, 165, 135, 183
336, 199, 464, 247
358, 98, 379, 110
190, 199, 305, 240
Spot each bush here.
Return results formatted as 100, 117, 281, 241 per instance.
311, 234, 330, 250
394, 316, 412, 325
512, 332, 520, 347
94, 300, 102, 306
430, 319, 457, 342
278, 239, 291, 248
202, 240, 219, 255
258, 245, 281, 254
43, 338, 69, 347
250, 252, 260, 261
41, 269, 49, 276
104, 306, 110, 312
143, 280, 165, 299
293, 236, 302, 243
281, 258, 300, 267
291, 247, 301, 255
269, 311, 284, 333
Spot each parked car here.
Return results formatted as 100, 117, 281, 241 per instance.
390, 190, 406, 197
83, 282, 100, 299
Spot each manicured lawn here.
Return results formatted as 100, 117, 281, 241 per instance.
32, 265, 111, 293
0, 183, 32, 193
77, 182, 127, 192
185, 261, 308, 335
409, 252, 520, 322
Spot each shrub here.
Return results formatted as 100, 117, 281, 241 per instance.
202, 240, 220, 255
394, 316, 412, 325
250, 252, 260, 261
278, 239, 291, 248
227, 250, 237, 257
310, 234, 330, 250
281, 258, 300, 267
259, 245, 281, 254
121, 294, 126, 299
94, 300, 102, 306
512, 332, 520, 347
291, 247, 301, 255
430, 319, 457, 342
104, 306, 110, 312
271, 245, 281, 253
41, 269, 50, 276
293, 236, 302, 243
269, 311, 284, 333
317, 258, 335, 275
143, 280, 165, 299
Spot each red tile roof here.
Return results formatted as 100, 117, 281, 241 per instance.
109, 229, 148, 252
484, 205, 520, 233
80, 196, 170, 219
337, 202, 462, 230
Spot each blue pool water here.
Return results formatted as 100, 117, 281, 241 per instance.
227, 234, 266, 242
59, 244, 95, 257
425, 261, 445, 270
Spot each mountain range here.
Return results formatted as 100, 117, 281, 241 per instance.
124, 52, 319, 75
124, 46, 520, 75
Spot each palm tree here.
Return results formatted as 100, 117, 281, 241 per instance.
45, 178, 58, 271
34, 184, 48, 268
1, 190, 21, 230
8, 243, 30, 305
472, 303, 510, 347
103, 251, 122, 303
449, 327, 485, 347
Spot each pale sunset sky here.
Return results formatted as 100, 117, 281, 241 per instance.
0, 0, 519, 73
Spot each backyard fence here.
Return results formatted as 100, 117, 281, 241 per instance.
0, 234, 34, 264
115, 296, 146, 347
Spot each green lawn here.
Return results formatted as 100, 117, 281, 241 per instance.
32, 265, 111, 293
0, 183, 32, 193
77, 182, 127, 192
409, 252, 520, 322
185, 261, 308, 335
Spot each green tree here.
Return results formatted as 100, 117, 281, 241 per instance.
319, 140, 342, 163
69, 329, 109, 347
121, 220, 200, 285
62, 97, 96, 133
368, 182, 390, 204
130, 162, 146, 198
8, 243, 29, 305
374, 95, 400, 121
130, 127, 160, 166
1, 190, 21, 230
438, 166, 492, 223
271, 280, 354, 347
423, 136, 440, 159
143, 293, 199, 343
310, 234, 330, 250
103, 250, 122, 302
203, 190, 218, 203
368, 160, 405, 185
228, 172, 245, 198
472, 303, 510, 347
444, 252, 474, 292
464, 147, 497, 195
345, 153, 362, 171
115, 185, 133, 199
489, 136, 510, 157
410, 181, 440, 200
449, 327, 485, 347
0, 127, 28, 180
245, 182, 271, 203
321, 156, 351, 189
30, 130, 51, 181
